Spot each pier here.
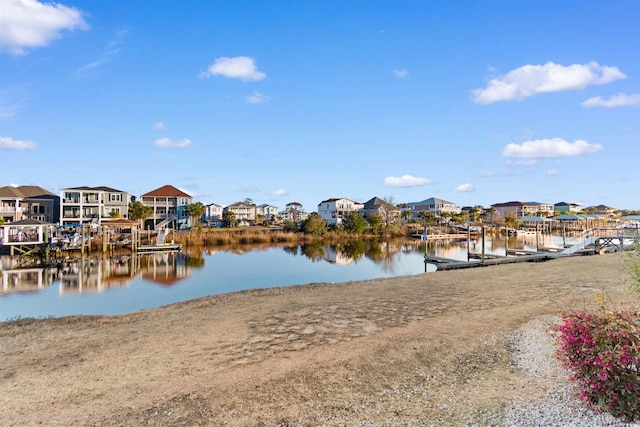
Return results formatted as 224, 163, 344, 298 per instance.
423, 227, 637, 271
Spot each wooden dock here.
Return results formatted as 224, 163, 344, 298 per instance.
136, 243, 183, 253
425, 253, 556, 270
411, 233, 469, 240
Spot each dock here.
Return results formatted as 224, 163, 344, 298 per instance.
425, 253, 555, 270
136, 243, 183, 253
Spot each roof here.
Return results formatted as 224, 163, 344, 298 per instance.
1, 218, 53, 226
141, 185, 192, 198
491, 201, 535, 208
363, 197, 397, 210
318, 197, 359, 205
226, 201, 254, 208
63, 186, 126, 193
0, 185, 56, 198
410, 197, 455, 206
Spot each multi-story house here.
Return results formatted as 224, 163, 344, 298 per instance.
256, 204, 279, 222
406, 197, 461, 220
554, 201, 583, 213
223, 202, 256, 223
203, 203, 224, 221
140, 185, 192, 230
317, 198, 364, 226
280, 202, 308, 223
0, 185, 60, 224
584, 204, 617, 217
526, 202, 555, 217
490, 201, 539, 220
361, 197, 400, 224
60, 186, 132, 226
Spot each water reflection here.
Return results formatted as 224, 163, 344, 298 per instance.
1, 235, 569, 320
0, 251, 205, 295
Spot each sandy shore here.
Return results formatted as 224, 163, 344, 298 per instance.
1, 253, 637, 426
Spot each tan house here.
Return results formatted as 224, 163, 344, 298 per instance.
60, 186, 132, 226
490, 201, 539, 220
224, 202, 256, 223
140, 185, 192, 230
0, 185, 60, 224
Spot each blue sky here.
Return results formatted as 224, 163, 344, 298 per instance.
1, 0, 639, 212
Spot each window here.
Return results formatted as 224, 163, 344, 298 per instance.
109, 193, 122, 202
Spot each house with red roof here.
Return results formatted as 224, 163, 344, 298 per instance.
140, 185, 193, 230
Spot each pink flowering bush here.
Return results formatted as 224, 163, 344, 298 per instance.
554, 305, 640, 421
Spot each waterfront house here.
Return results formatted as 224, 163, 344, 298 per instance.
406, 197, 461, 220
224, 201, 256, 223
490, 201, 539, 220
60, 186, 133, 226
140, 185, 192, 230
0, 185, 60, 224
361, 197, 400, 224
584, 204, 617, 217
256, 204, 279, 222
317, 198, 364, 226
554, 201, 582, 213
526, 202, 555, 217
280, 202, 308, 223
203, 203, 224, 224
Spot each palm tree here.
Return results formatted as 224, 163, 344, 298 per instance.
185, 202, 206, 228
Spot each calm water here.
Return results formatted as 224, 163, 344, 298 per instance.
0, 235, 561, 321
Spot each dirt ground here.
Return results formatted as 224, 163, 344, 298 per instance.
1, 253, 637, 426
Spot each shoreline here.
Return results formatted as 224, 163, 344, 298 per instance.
1, 253, 638, 426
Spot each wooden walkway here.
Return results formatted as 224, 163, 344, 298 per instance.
425, 253, 555, 270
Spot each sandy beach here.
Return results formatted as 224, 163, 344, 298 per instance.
1, 253, 637, 426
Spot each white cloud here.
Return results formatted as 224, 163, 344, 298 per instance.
200, 56, 266, 81
272, 189, 288, 197
452, 183, 475, 192
74, 29, 126, 75
246, 91, 270, 104
581, 92, 640, 108
393, 69, 408, 78
154, 137, 192, 148
476, 170, 517, 177
153, 121, 165, 130
0, 87, 27, 121
546, 170, 559, 176
0, 135, 36, 150
502, 138, 602, 158
472, 61, 626, 104
0, 0, 88, 55
506, 159, 538, 167
384, 174, 431, 187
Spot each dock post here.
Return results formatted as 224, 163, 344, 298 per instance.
102, 225, 107, 253
81, 224, 86, 258
481, 226, 486, 264
504, 226, 508, 256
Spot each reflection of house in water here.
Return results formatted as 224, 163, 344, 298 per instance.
139, 252, 191, 286
57, 257, 135, 294
1, 268, 56, 293
322, 246, 355, 265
